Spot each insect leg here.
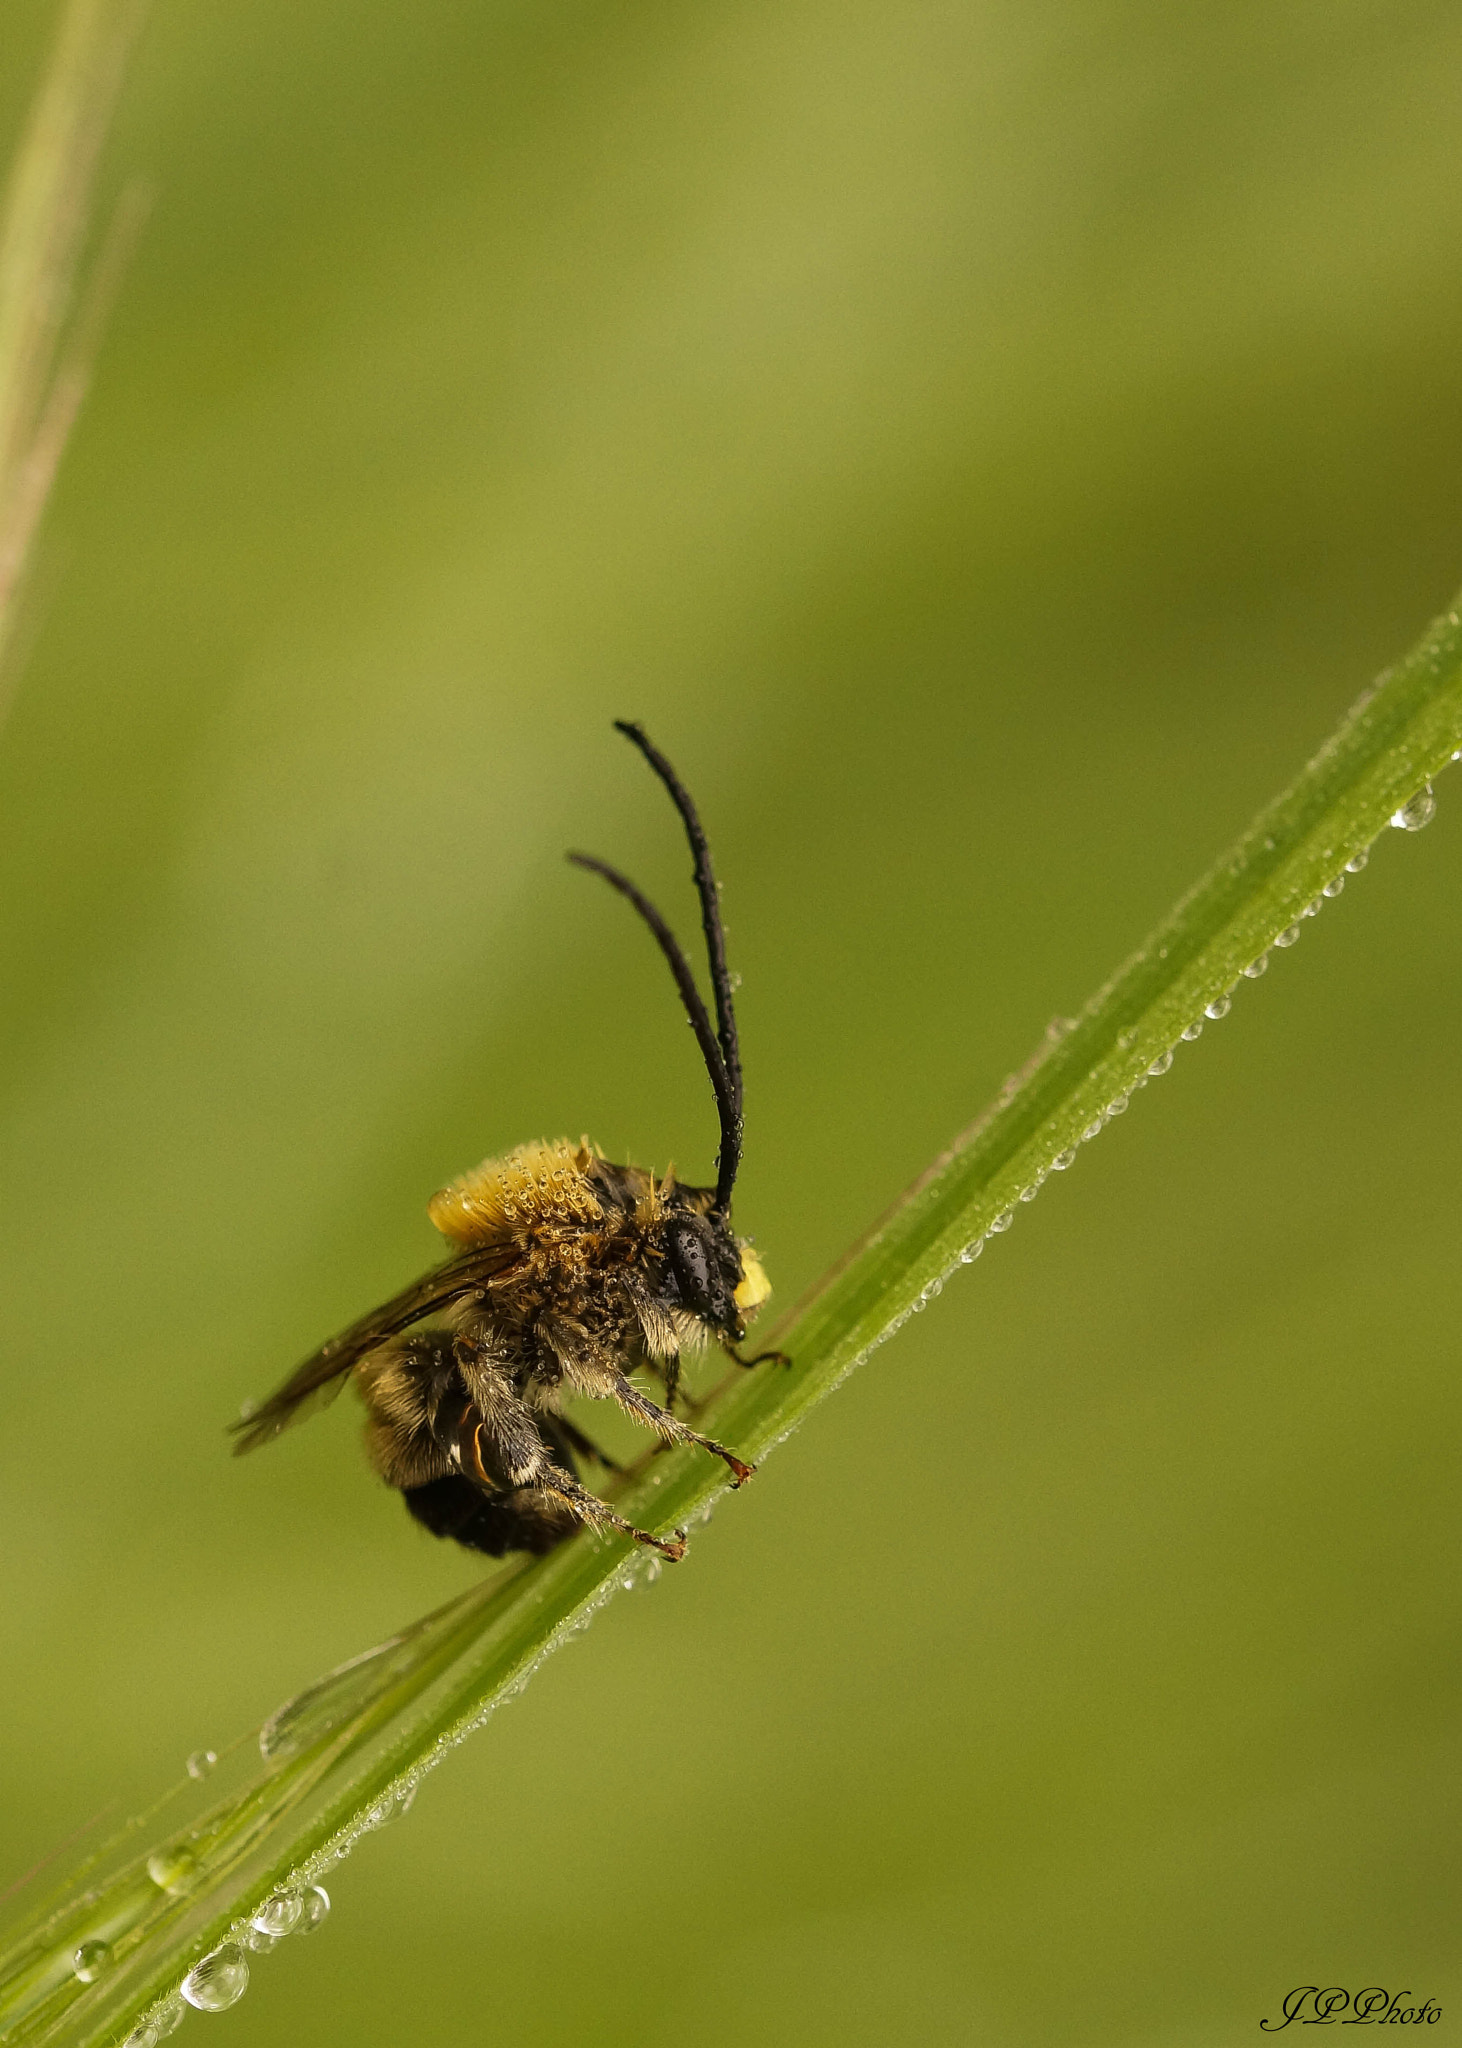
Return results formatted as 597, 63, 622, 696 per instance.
660, 1350, 682, 1411
721, 1341, 792, 1369
607, 1373, 755, 1486
447, 1397, 686, 1562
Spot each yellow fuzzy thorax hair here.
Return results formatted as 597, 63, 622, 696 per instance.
427, 1138, 607, 1245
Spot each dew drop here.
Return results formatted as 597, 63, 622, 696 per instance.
363, 1782, 417, 1831
1322, 875, 1344, 898
246, 1927, 282, 1955
1019, 1183, 1040, 1202
151, 2001, 185, 2040
1391, 785, 1436, 832
250, 1891, 304, 1940
72, 1940, 112, 1984
1051, 1148, 1077, 1169
1147, 1050, 1173, 1076
988, 1212, 1013, 1233
297, 1885, 331, 1935
1106, 1095, 1129, 1116
958, 1238, 984, 1262
146, 1847, 200, 1896
1273, 924, 1301, 948
1345, 848, 1369, 873
1302, 898, 1322, 918
1181, 1021, 1203, 1041
181, 1944, 249, 2013
1082, 1118, 1103, 1141
1204, 993, 1231, 1020
185, 1749, 217, 1781
1242, 955, 1268, 978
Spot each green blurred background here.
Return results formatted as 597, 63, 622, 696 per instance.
3, 0, 1461, 2041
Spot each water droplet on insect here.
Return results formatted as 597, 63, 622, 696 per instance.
1243, 955, 1268, 978
1345, 848, 1369, 872
146, 1846, 199, 1896
1051, 1148, 1077, 1169
185, 1749, 217, 1781
1181, 1021, 1203, 1041
1147, 1050, 1173, 1076
297, 1885, 331, 1934
1273, 923, 1301, 948
989, 1212, 1013, 1233
181, 1944, 249, 2012
1391, 785, 1435, 831
1322, 875, 1344, 898
72, 1940, 112, 1983
251, 1891, 305, 1940
1205, 993, 1231, 1020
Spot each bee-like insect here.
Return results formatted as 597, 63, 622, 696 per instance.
231, 723, 778, 1563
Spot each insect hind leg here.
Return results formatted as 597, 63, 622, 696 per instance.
446, 1394, 686, 1562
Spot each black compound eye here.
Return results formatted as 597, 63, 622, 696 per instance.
665, 1225, 715, 1316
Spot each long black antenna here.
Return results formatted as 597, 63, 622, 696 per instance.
567, 724, 744, 1213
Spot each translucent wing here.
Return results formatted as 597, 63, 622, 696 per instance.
230, 1243, 520, 1454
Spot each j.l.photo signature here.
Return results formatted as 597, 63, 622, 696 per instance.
1261, 1986, 1441, 2029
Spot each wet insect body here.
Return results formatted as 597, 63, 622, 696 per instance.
231, 724, 777, 1562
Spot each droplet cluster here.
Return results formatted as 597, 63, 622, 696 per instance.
122, 1887, 332, 2042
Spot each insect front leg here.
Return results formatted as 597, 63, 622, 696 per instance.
607, 1372, 755, 1486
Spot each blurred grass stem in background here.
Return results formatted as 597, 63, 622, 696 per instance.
3, 587, 1461, 2047
0, 0, 144, 702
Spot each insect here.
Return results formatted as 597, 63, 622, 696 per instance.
231, 722, 779, 1563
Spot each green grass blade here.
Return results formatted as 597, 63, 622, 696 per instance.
5, 589, 1462, 2048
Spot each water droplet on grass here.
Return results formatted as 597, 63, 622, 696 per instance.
363, 1782, 417, 1830
1051, 1148, 1077, 1169
72, 1941, 111, 1983
1181, 1021, 1203, 1041
1205, 994, 1231, 1020
1147, 1050, 1173, 1076
1243, 955, 1268, 978
989, 1212, 1013, 1233
297, 1885, 331, 1934
251, 1892, 304, 1940
181, 1944, 249, 2012
1322, 875, 1344, 897
185, 1749, 216, 1781
1391, 785, 1436, 831
958, 1238, 984, 1262
1345, 848, 1369, 872
146, 1847, 199, 1896
1273, 924, 1301, 948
